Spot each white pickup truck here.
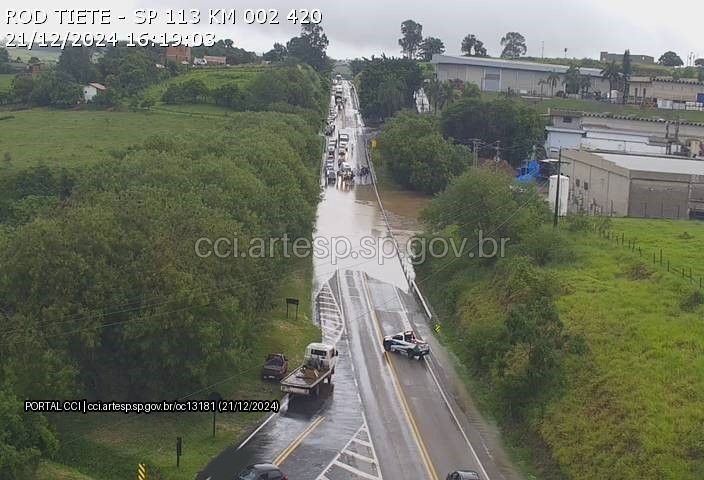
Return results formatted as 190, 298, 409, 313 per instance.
280, 343, 338, 397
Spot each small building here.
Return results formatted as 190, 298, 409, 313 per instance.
28, 62, 42, 75
193, 57, 208, 66
629, 77, 704, 105
546, 109, 704, 157
203, 55, 227, 66
165, 46, 192, 64
561, 149, 704, 218
431, 54, 609, 96
600, 52, 654, 64
83, 82, 107, 102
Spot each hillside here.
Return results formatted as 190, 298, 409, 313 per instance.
418, 169, 704, 479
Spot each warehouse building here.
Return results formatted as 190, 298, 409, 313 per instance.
600, 51, 654, 64
561, 150, 704, 219
431, 54, 609, 96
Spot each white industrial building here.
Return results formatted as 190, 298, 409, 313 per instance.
545, 109, 704, 157
430, 54, 609, 96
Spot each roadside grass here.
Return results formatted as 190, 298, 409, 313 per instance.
429, 216, 704, 478
0, 108, 229, 169
541, 222, 704, 478
608, 218, 704, 274
142, 65, 268, 104
49, 260, 320, 480
0, 73, 14, 93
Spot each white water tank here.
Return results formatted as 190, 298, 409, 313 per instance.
548, 175, 569, 216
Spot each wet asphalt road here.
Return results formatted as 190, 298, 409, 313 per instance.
197, 82, 521, 480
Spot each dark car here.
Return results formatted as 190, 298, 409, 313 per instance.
261, 354, 288, 380
237, 463, 287, 480
446, 470, 481, 480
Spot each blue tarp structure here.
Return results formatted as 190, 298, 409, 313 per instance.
516, 160, 540, 183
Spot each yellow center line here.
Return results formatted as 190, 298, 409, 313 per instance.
361, 273, 439, 480
274, 415, 326, 466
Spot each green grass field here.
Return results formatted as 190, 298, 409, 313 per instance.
0, 73, 14, 93
46, 261, 319, 480
538, 218, 704, 478
143, 65, 268, 103
0, 108, 232, 169
6, 47, 61, 64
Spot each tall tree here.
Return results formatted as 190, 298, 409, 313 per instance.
658, 51, 684, 67
461, 34, 487, 57
600, 61, 621, 95
263, 42, 288, 62
500, 32, 527, 59
399, 20, 423, 59
57, 46, 96, 84
419, 37, 445, 62
621, 50, 632, 104
563, 65, 582, 94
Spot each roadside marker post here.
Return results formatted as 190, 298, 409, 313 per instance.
286, 297, 300, 320
208, 391, 223, 437
137, 463, 147, 480
176, 437, 182, 468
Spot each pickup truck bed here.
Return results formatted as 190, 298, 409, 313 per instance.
280, 366, 331, 396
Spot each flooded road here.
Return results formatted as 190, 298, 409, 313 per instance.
198, 81, 521, 480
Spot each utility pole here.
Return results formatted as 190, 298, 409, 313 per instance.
541, 41, 545, 59
472, 139, 478, 167
494, 141, 500, 163
553, 148, 562, 228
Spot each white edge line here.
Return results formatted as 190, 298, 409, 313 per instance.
393, 280, 491, 479
424, 361, 491, 479
236, 395, 288, 451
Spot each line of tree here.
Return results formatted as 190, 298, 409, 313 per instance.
191, 39, 259, 65
397, 20, 527, 61
263, 24, 331, 73
161, 65, 327, 119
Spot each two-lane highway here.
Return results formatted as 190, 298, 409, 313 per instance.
198, 80, 521, 480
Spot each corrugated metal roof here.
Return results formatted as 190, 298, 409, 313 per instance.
430, 54, 604, 77
598, 152, 704, 175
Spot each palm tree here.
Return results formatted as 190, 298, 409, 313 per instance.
437, 81, 457, 110
538, 78, 548, 96
601, 61, 621, 98
547, 71, 561, 96
425, 78, 441, 113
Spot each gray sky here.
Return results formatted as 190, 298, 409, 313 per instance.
4, 0, 702, 63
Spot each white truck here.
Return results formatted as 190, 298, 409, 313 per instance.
280, 343, 338, 397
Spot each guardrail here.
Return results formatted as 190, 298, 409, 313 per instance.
361, 133, 434, 322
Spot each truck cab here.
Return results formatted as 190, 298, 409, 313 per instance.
304, 342, 338, 372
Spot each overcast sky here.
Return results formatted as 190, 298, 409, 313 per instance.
4, 1, 702, 63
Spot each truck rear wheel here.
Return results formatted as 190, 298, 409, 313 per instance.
383, 340, 391, 351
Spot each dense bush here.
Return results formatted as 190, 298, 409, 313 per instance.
441, 97, 545, 166
0, 110, 322, 478
376, 111, 468, 193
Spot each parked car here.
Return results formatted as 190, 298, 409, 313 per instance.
237, 463, 287, 480
446, 470, 481, 480
261, 353, 288, 380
